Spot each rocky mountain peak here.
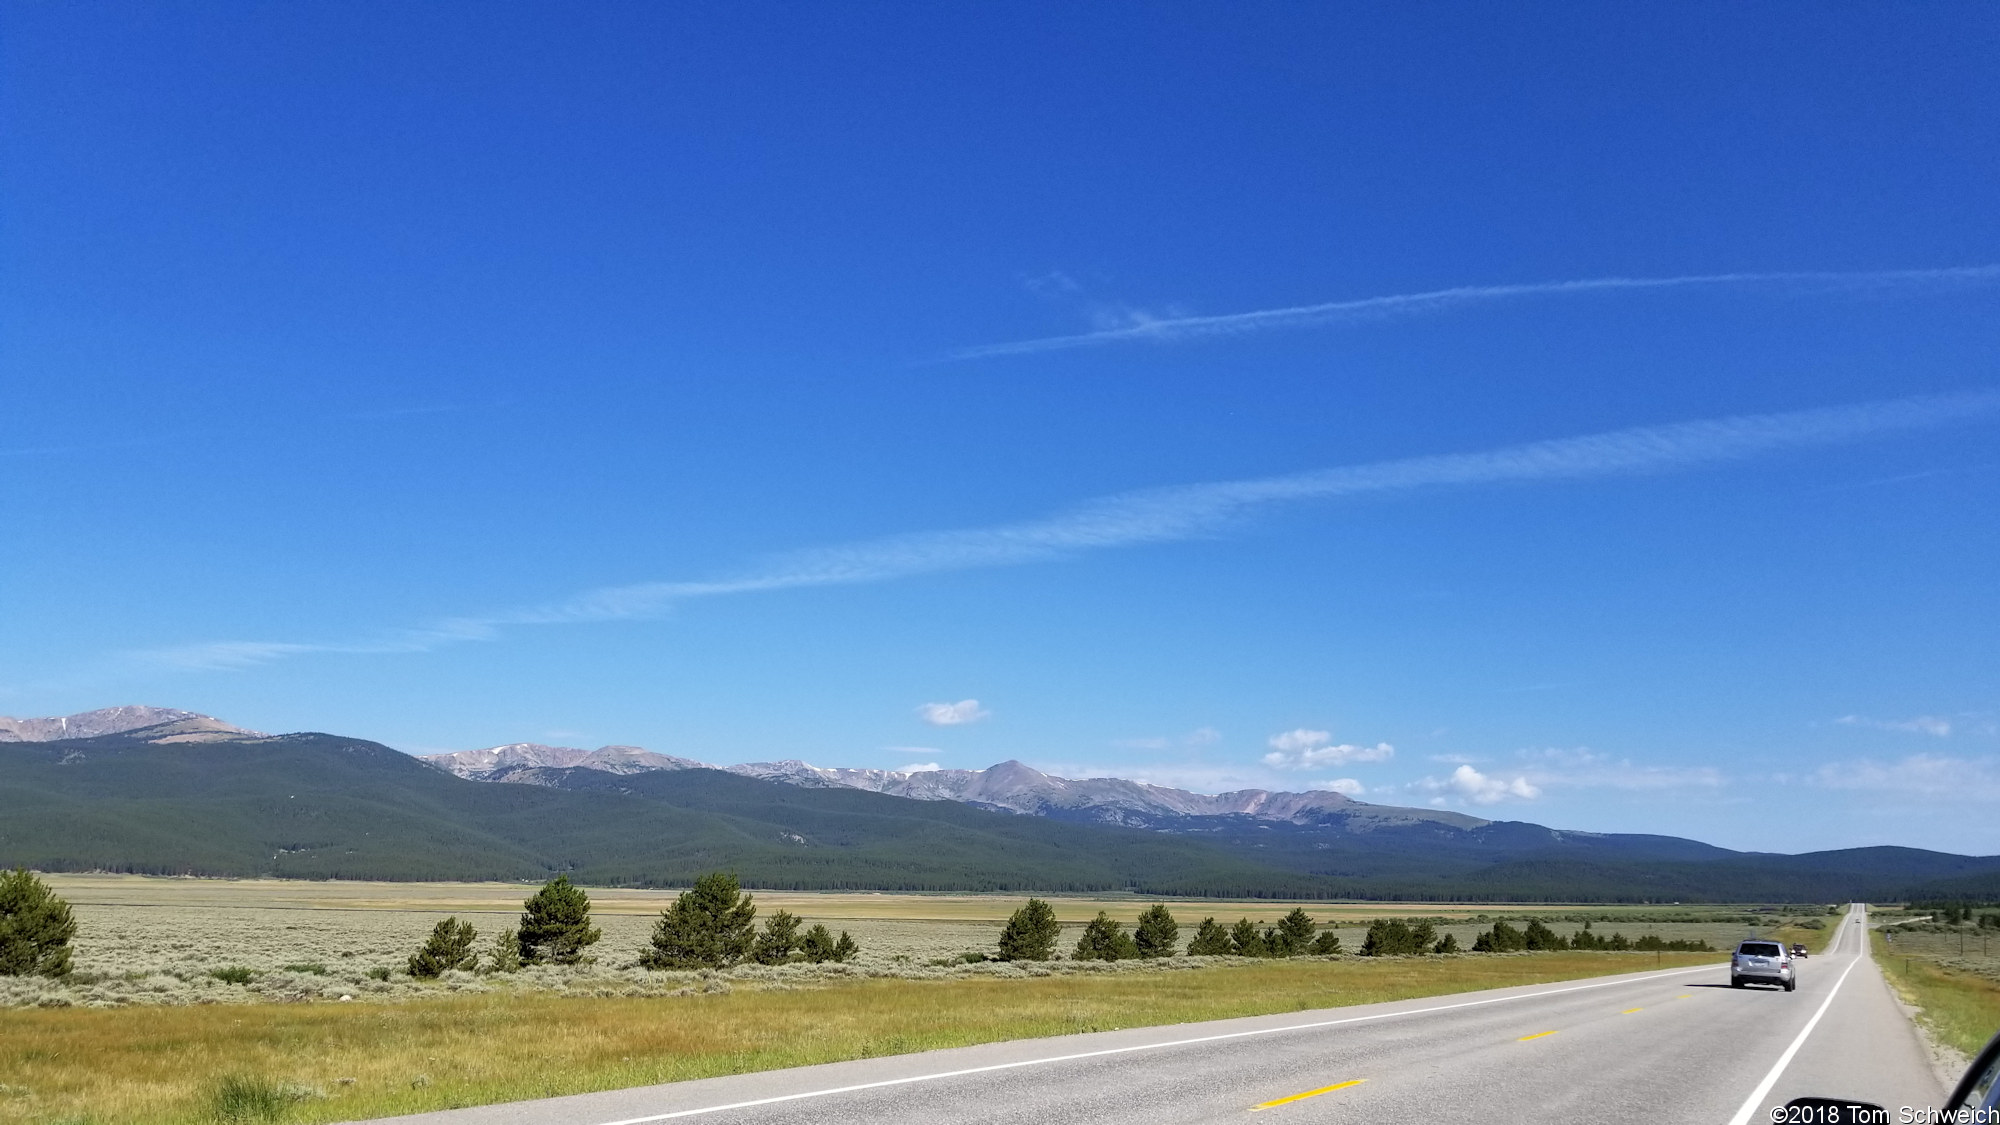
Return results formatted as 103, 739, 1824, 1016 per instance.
0, 705, 261, 743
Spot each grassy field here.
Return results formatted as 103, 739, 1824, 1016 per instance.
0, 949, 1720, 1125
1873, 925, 2000, 1060
5, 874, 1802, 1011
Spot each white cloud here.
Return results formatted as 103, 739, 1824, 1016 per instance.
1185, 726, 1222, 746
1262, 729, 1395, 770
917, 699, 990, 726
1836, 714, 1954, 737
903, 762, 943, 773
1313, 778, 1366, 797
884, 745, 944, 755
1417, 764, 1541, 805
1810, 753, 2000, 800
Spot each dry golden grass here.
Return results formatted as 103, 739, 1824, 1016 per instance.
0, 950, 1716, 1125
39, 873, 1787, 923
1874, 929, 2000, 1059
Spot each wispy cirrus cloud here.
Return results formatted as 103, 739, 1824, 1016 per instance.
943, 264, 2000, 361
124, 389, 2000, 675
1811, 753, 2000, 801
1836, 714, 1954, 737
1515, 747, 1725, 791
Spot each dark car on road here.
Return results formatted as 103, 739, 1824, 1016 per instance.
1790, 942, 1808, 959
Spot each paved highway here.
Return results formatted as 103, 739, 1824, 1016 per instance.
377, 904, 1946, 1125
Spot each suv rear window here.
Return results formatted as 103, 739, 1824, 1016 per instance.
1739, 943, 1782, 956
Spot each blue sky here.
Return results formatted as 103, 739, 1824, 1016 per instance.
3, 2, 1997, 854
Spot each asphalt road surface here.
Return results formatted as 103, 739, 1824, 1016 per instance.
377, 904, 1945, 1125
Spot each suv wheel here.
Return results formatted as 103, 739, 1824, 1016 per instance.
1731, 977, 1744, 988
1784, 980, 1796, 992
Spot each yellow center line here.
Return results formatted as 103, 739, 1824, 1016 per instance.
1518, 1030, 1559, 1041
1677, 993, 1692, 999
1251, 1079, 1366, 1110
1621, 1007, 1644, 1014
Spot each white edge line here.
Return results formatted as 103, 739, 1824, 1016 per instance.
1723, 907, 1867, 1125
592, 963, 1720, 1125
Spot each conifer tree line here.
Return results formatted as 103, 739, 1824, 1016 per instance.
988, 902, 1729, 962
992, 901, 1348, 961
1467, 918, 1711, 953
407, 871, 859, 978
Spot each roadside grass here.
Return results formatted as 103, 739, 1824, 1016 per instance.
1874, 930, 2000, 1059
0, 951, 1714, 1125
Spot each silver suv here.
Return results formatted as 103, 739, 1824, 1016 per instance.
1731, 939, 1796, 991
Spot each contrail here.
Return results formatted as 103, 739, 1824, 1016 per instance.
133, 389, 2000, 672
943, 265, 2000, 361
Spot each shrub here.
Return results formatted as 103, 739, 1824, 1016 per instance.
366, 967, 392, 981
210, 966, 255, 984
211, 1074, 310, 1122
1186, 917, 1232, 956
996, 899, 1061, 962
1309, 930, 1343, 955
487, 927, 523, 973
752, 909, 802, 965
640, 871, 757, 970
1229, 918, 1266, 957
0, 868, 76, 978
1072, 912, 1138, 961
280, 963, 329, 976
407, 917, 479, 978
1134, 904, 1178, 958
518, 875, 600, 966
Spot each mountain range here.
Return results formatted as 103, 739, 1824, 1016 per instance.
6, 706, 2000, 901
420, 743, 1480, 831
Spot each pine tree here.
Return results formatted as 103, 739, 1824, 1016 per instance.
518, 875, 601, 966
1434, 933, 1461, 954
1361, 919, 1422, 956
1229, 918, 1266, 957
0, 868, 75, 978
1522, 919, 1563, 951
832, 931, 858, 962
1309, 930, 1343, 955
1409, 920, 1436, 954
1473, 920, 1525, 952
1186, 917, 1232, 956
1133, 904, 1179, 958
487, 927, 523, 973
753, 909, 802, 965
1273, 908, 1316, 957
997, 899, 1061, 962
640, 871, 757, 970
799, 923, 837, 963
1073, 912, 1138, 961
408, 917, 479, 978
